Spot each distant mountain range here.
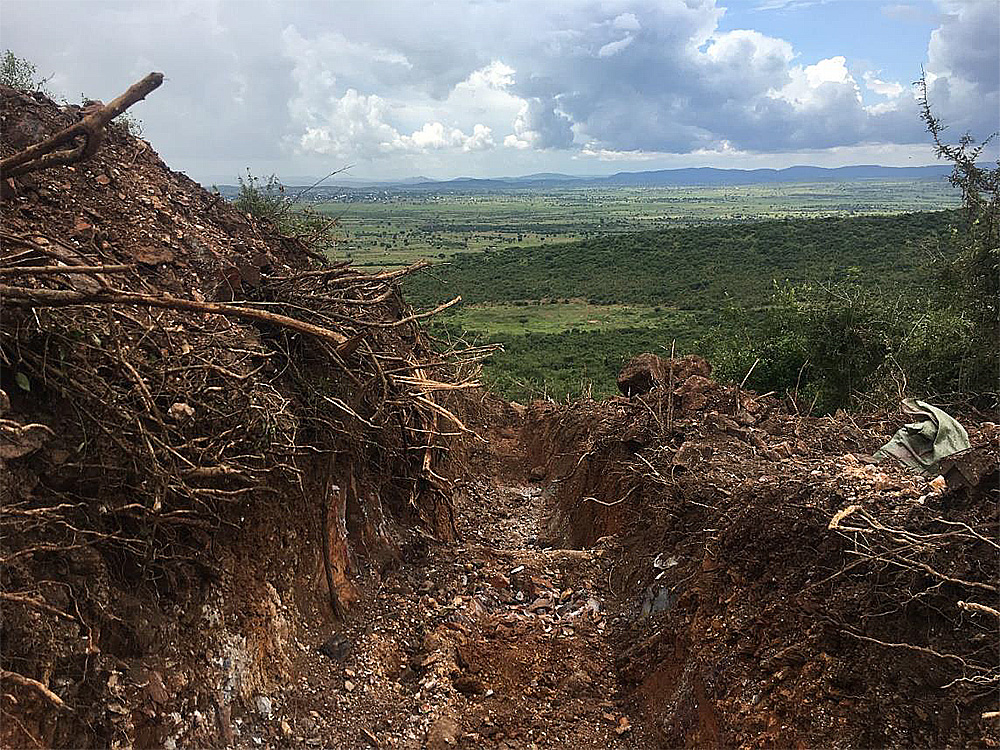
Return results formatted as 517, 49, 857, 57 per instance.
214, 164, 952, 195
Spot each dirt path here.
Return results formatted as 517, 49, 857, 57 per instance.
240, 452, 653, 749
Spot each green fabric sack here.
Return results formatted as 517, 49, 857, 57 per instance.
873, 398, 970, 475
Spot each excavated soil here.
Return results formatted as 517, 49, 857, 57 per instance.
263, 447, 657, 749
523, 377, 999, 748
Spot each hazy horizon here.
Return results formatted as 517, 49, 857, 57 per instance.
210, 162, 953, 188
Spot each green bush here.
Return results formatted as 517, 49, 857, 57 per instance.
1, 50, 50, 95
231, 169, 339, 255
709, 81, 998, 413
234, 169, 289, 226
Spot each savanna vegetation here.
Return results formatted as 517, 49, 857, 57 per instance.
410, 209, 969, 406
406, 211, 954, 308
218, 74, 992, 413
400, 80, 997, 412
317, 180, 958, 268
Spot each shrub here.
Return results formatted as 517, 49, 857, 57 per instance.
0, 50, 50, 95
231, 169, 340, 256
234, 169, 288, 225
711, 79, 999, 412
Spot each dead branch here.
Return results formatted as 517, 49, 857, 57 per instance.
0, 592, 78, 621
839, 631, 991, 677
0, 264, 131, 276
1, 72, 163, 179
0, 670, 70, 710
0, 283, 358, 354
958, 600, 1000, 618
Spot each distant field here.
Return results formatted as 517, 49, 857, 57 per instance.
408, 211, 955, 309
443, 302, 698, 335
319, 180, 959, 269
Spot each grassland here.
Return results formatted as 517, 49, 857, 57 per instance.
321, 180, 959, 269
308, 180, 960, 401
418, 209, 958, 400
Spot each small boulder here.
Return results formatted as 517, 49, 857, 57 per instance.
617, 353, 665, 396
617, 353, 712, 396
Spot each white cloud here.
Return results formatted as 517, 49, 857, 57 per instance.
775, 56, 861, 108
598, 35, 635, 58
613, 12, 642, 31
1, 0, 994, 181
401, 121, 495, 152
863, 72, 905, 99
294, 89, 494, 158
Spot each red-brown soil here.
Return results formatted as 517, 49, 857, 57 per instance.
523, 379, 998, 748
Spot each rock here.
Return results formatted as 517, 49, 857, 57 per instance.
318, 634, 351, 662
452, 675, 486, 695
167, 402, 195, 422
617, 353, 666, 396
673, 441, 709, 470
617, 353, 712, 396
426, 716, 461, 748
560, 669, 592, 697
529, 465, 546, 480
674, 374, 715, 411
141, 669, 169, 705
254, 695, 272, 718
134, 245, 175, 265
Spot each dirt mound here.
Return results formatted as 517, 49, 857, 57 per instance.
0, 84, 473, 748
523, 371, 999, 747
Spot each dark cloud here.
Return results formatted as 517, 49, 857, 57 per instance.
0, 0, 994, 180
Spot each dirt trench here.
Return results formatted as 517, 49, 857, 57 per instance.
223, 425, 655, 750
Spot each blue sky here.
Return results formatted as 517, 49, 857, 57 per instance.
1, 0, 996, 184
718, 1, 940, 94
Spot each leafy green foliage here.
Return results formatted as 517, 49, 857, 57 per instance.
407, 211, 955, 309
232, 170, 339, 254
918, 73, 999, 395
412, 209, 973, 409
1, 50, 51, 95
114, 111, 143, 137
234, 169, 289, 225
431, 323, 709, 402
706, 84, 998, 412
710, 277, 992, 413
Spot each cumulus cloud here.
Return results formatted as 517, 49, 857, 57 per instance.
613, 12, 642, 31
922, 0, 999, 138
504, 98, 575, 150
294, 89, 495, 158
0, 0, 994, 180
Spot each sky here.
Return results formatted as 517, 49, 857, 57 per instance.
1, 0, 997, 184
